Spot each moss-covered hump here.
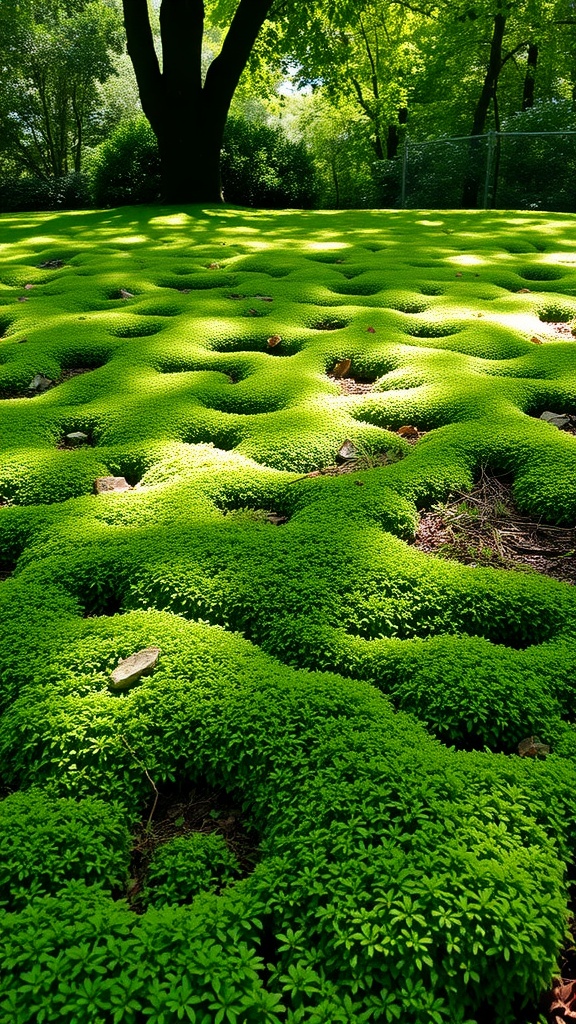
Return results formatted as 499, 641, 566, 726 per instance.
1, 205, 576, 1024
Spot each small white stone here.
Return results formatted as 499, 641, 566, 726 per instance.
29, 374, 53, 392
65, 431, 89, 446
109, 647, 160, 690
94, 476, 132, 494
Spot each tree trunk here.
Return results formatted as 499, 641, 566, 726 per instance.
156, 101, 226, 203
522, 43, 538, 110
123, 0, 274, 204
462, 12, 506, 207
386, 110, 407, 159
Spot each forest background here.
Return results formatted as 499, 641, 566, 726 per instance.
0, 0, 576, 213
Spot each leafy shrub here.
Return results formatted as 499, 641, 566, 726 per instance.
142, 832, 241, 907
0, 789, 130, 910
497, 100, 576, 212
0, 173, 91, 213
91, 116, 161, 206
221, 116, 317, 208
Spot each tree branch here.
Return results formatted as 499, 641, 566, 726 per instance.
203, 0, 275, 118
122, 0, 163, 126
351, 75, 373, 116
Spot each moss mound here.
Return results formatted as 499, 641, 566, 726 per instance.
1, 205, 576, 1023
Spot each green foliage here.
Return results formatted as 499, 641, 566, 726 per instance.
1, 205, 576, 1022
497, 101, 576, 213
142, 832, 241, 907
0, 789, 130, 910
91, 115, 161, 207
0, 0, 123, 181
221, 116, 317, 208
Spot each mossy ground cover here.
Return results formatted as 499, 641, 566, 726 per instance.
1, 205, 576, 1023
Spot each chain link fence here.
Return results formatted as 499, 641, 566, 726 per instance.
374, 131, 576, 211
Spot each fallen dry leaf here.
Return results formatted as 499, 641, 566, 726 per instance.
24, 283, 35, 290
207, 262, 221, 270
247, 308, 259, 316
550, 978, 576, 1019
517, 287, 532, 293
455, 272, 463, 278
366, 326, 376, 333
397, 425, 419, 438
120, 289, 134, 299
255, 295, 274, 302
518, 736, 550, 758
529, 335, 543, 345
332, 358, 351, 378
267, 335, 282, 348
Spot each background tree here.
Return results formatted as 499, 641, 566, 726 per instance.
0, 0, 123, 180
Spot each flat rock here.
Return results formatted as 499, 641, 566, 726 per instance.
336, 439, 358, 463
94, 476, 132, 494
540, 411, 572, 429
28, 374, 53, 393
109, 647, 160, 690
65, 431, 89, 446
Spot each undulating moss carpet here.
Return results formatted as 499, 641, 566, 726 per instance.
1, 205, 576, 1023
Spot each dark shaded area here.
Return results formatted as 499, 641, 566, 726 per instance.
127, 780, 260, 912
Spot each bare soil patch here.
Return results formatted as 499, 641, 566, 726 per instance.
414, 467, 576, 585
127, 781, 260, 911
547, 322, 575, 340
328, 373, 375, 395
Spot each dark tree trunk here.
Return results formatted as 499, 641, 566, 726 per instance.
386, 124, 399, 160
462, 12, 506, 207
386, 109, 407, 159
122, 0, 274, 204
522, 43, 538, 110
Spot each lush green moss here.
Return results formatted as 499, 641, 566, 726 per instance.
1, 205, 576, 1022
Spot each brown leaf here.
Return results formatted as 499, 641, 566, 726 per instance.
120, 289, 134, 299
179, 288, 191, 294
247, 308, 259, 317
529, 335, 543, 345
518, 736, 550, 757
227, 293, 244, 300
366, 326, 376, 333
24, 283, 35, 290
455, 272, 463, 278
550, 979, 576, 1017
17, 296, 29, 302
517, 287, 532, 293
207, 262, 221, 270
255, 295, 274, 301
397, 425, 419, 438
332, 358, 351, 378
267, 335, 282, 348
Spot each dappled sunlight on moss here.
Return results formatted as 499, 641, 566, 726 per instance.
2, 205, 576, 1024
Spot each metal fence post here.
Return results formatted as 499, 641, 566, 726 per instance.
483, 132, 496, 209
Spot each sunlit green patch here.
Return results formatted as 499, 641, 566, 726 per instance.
1, 205, 576, 1024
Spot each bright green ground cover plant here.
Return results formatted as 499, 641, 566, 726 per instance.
1, 206, 576, 1023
